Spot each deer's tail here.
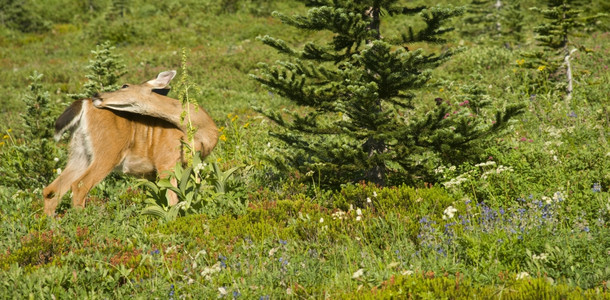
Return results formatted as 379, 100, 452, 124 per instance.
54, 99, 85, 141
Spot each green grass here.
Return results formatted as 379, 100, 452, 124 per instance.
1, 0, 610, 298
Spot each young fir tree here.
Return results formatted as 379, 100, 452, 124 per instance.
525, 0, 602, 100
500, 0, 524, 49
69, 41, 127, 100
461, 0, 502, 41
253, 1, 522, 187
0, 72, 59, 189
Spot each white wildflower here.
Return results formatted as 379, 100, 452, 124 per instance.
268, 247, 278, 257
366, 197, 372, 203
532, 253, 548, 261
356, 208, 362, 216
53, 157, 59, 162
200, 262, 222, 280
218, 287, 227, 296
443, 206, 458, 220
373, 191, 377, 198
542, 196, 552, 204
475, 161, 496, 167
516, 272, 530, 280
56, 168, 62, 175
553, 191, 564, 202
352, 268, 364, 279
443, 176, 467, 188
332, 210, 347, 220
319, 217, 324, 223
402, 270, 414, 276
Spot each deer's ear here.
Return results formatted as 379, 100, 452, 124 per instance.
146, 70, 177, 89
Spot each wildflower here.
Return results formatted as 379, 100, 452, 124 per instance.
319, 217, 324, 223
0, 142, 4, 146
56, 168, 62, 175
2, 134, 8, 140
516, 272, 530, 280
218, 287, 228, 296
592, 183, 601, 193
443, 206, 457, 220
439, 88, 444, 92
516, 59, 525, 66
568, 111, 577, 118
537, 65, 546, 71
231, 115, 239, 122
373, 191, 377, 198
532, 253, 548, 261
243, 123, 250, 128
475, 161, 496, 167
219, 126, 225, 132
352, 268, 364, 279
402, 270, 414, 276
216, 158, 222, 162
6, 129, 11, 133
366, 197, 372, 204
219, 134, 227, 142
54, 157, 59, 162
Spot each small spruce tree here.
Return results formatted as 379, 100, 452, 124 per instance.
69, 41, 127, 100
253, 1, 523, 187
461, 0, 502, 41
524, 0, 603, 99
501, 0, 524, 49
0, 72, 59, 189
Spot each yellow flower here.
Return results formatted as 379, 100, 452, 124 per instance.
537, 65, 546, 72
3, 134, 8, 140
227, 113, 233, 119
243, 123, 250, 129
219, 134, 227, 141
216, 158, 222, 162
0, 142, 4, 146
218, 126, 225, 132
7, 129, 11, 133
513, 68, 517, 73
439, 88, 445, 92
231, 115, 238, 122
516, 59, 525, 66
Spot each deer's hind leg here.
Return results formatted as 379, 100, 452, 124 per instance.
43, 154, 88, 216
70, 156, 121, 210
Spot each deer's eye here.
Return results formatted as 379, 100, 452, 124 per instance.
121, 84, 129, 89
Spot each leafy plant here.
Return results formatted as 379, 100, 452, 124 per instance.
140, 153, 247, 222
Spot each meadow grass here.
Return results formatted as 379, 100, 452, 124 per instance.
1, 0, 609, 298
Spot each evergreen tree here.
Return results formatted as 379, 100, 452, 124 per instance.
461, 0, 502, 41
69, 41, 127, 100
525, 0, 603, 99
0, 72, 59, 189
253, 1, 522, 187
501, 0, 524, 49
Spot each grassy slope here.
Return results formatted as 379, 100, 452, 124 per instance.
1, 0, 610, 298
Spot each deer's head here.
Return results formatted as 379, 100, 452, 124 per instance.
92, 70, 177, 114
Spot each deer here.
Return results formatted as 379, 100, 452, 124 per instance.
42, 70, 218, 216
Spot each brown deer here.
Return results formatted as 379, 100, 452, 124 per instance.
43, 70, 218, 216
